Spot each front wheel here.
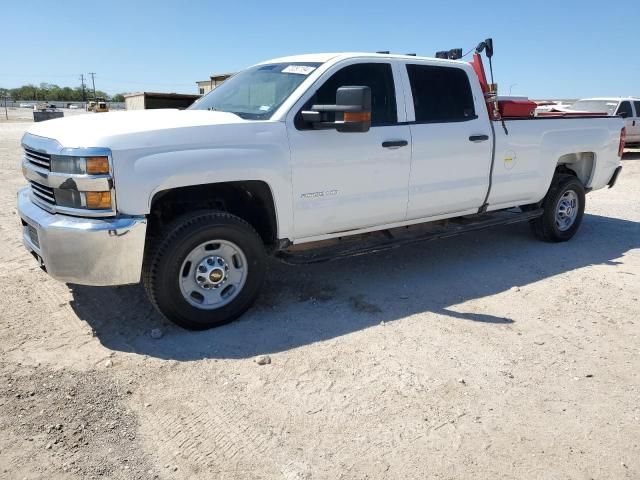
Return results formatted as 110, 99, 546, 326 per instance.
143, 211, 266, 330
530, 175, 585, 242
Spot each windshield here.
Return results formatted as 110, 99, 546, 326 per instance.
567, 100, 619, 115
189, 62, 322, 119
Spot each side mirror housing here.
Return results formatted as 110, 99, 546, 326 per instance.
301, 86, 372, 133
334, 86, 372, 132
617, 111, 629, 118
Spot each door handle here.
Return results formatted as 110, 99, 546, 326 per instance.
469, 134, 489, 142
382, 140, 408, 148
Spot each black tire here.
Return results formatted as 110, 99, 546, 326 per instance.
143, 211, 266, 330
530, 175, 585, 242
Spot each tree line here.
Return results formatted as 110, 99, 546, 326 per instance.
0, 83, 128, 103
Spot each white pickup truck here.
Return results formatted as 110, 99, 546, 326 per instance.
17, 50, 625, 329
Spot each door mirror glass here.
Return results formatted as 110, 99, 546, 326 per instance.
301, 86, 372, 132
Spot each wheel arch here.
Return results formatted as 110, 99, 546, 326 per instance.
556, 151, 595, 186
148, 181, 280, 248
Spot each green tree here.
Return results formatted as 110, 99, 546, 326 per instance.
111, 93, 127, 102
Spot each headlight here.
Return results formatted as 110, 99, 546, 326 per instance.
50, 155, 110, 175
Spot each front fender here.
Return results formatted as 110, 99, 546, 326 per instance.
111, 122, 294, 239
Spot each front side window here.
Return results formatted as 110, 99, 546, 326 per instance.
407, 64, 475, 122
189, 62, 321, 119
301, 62, 397, 126
617, 101, 633, 117
634, 101, 640, 117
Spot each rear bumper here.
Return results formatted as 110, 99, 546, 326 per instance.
17, 187, 147, 286
608, 166, 622, 188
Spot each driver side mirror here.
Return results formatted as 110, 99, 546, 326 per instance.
617, 110, 629, 118
301, 86, 372, 133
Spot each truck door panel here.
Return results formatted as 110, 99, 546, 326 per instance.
287, 61, 411, 239
402, 63, 492, 219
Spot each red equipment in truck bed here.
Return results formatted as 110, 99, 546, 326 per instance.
498, 99, 537, 118
469, 52, 536, 118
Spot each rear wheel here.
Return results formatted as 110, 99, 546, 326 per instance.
143, 211, 266, 330
530, 175, 585, 242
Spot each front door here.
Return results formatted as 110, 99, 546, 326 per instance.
287, 61, 411, 239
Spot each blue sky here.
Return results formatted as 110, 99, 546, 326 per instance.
1, 0, 637, 99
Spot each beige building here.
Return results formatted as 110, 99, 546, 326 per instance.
124, 92, 201, 110
196, 73, 233, 95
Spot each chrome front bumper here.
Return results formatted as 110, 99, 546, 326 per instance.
17, 187, 147, 286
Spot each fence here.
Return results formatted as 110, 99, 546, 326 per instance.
3, 100, 126, 110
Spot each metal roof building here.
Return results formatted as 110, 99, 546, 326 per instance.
124, 92, 201, 110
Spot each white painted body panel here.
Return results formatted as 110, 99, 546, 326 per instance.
395, 61, 494, 219
489, 117, 624, 207
566, 97, 640, 143
285, 57, 411, 238
23, 53, 624, 247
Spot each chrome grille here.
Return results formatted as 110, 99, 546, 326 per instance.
29, 181, 56, 207
24, 147, 51, 170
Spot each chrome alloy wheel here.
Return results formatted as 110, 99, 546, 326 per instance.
179, 240, 248, 309
555, 190, 579, 231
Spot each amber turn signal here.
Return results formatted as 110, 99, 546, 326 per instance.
86, 156, 110, 174
343, 111, 371, 122
85, 191, 112, 209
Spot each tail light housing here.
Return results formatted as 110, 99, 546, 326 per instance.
618, 127, 626, 157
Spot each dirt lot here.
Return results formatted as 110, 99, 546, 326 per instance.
1, 110, 639, 479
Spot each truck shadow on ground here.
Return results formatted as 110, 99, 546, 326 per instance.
68, 213, 639, 360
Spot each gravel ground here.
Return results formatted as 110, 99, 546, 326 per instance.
1, 112, 639, 479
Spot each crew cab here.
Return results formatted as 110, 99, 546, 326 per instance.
17, 51, 625, 329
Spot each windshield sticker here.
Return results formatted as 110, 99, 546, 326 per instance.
282, 65, 316, 75
258, 105, 271, 111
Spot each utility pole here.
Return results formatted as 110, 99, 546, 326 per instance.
79, 74, 86, 102
4, 95, 8, 121
88, 72, 97, 101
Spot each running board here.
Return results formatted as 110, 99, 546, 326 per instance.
275, 208, 543, 265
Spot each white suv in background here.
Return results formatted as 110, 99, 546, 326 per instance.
568, 97, 640, 144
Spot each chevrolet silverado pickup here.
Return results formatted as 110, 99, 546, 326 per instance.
17, 48, 625, 329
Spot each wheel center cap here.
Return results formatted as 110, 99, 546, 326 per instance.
209, 268, 224, 284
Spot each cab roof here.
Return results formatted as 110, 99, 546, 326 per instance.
258, 52, 467, 66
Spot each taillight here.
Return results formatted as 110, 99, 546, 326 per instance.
618, 127, 626, 157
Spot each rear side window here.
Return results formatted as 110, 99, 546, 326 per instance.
634, 101, 640, 117
406, 64, 475, 122
304, 63, 397, 125
617, 101, 633, 117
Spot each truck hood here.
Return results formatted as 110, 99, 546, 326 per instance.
26, 109, 247, 148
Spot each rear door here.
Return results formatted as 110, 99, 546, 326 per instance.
616, 101, 638, 142
400, 62, 492, 219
